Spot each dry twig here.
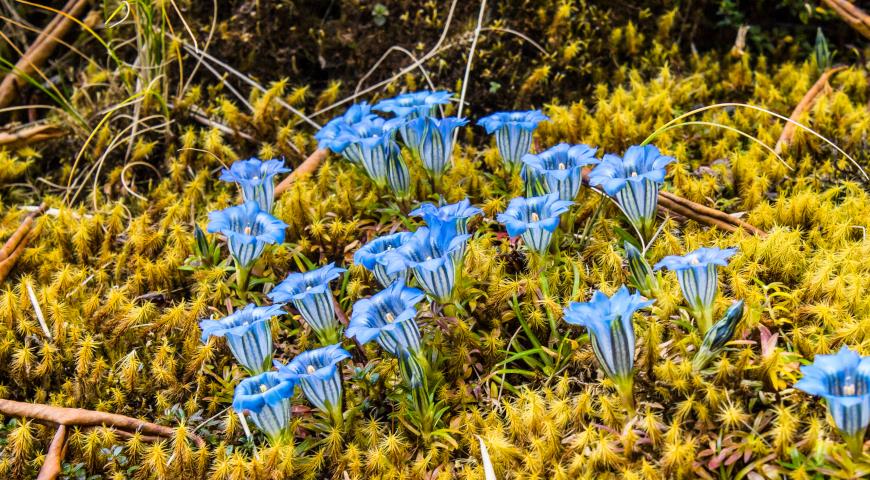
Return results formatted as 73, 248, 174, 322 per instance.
35, 425, 67, 480
0, 124, 63, 147
274, 148, 329, 196
774, 66, 846, 154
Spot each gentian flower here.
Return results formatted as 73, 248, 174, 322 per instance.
587, 144, 675, 241
624, 241, 659, 299
276, 344, 351, 425
496, 193, 573, 255
232, 372, 295, 442
219, 158, 290, 213
693, 300, 744, 371
315, 102, 377, 158
373, 90, 453, 118
654, 247, 737, 334
207, 201, 287, 269
347, 280, 425, 357
521, 143, 598, 200
200, 303, 284, 373
563, 286, 653, 415
383, 227, 470, 303
795, 346, 870, 456
410, 198, 482, 239
476, 110, 549, 172
353, 232, 412, 287
332, 116, 410, 195
404, 116, 468, 176
269, 263, 346, 344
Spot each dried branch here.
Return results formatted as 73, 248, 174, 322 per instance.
0, 0, 92, 109
821, 0, 870, 39
274, 148, 329, 196
0, 399, 205, 448
35, 425, 67, 480
0, 124, 64, 147
0, 203, 45, 261
775, 66, 846, 154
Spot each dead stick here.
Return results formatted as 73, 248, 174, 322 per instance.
0, 399, 205, 448
0, 0, 91, 109
36, 425, 67, 480
821, 0, 870, 39
658, 191, 766, 237
775, 66, 846, 154
657, 196, 739, 234
274, 148, 329, 196
0, 124, 64, 147
0, 230, 36, 282
0, 203, 46, 261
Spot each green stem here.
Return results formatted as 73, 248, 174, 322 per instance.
843, 430, 865, 458
237, 264, 251, 296
615, 376, 636, 418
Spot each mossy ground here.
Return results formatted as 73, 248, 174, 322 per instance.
2, 1, 870, 479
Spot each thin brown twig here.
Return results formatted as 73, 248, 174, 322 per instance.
0, 124, 63, 147
774, 66, 846, 154
274, 148, 329, 196
35, 425, 66, 480
0, 203, 46, 261
821, 0, 870, 39
0, 399, 206, 447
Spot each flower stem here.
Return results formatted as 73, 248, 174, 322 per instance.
615, 377, 636, 418
843, 430, 865, 458
237, 264, 251, 296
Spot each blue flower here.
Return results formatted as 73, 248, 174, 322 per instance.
404, 116, 468, 175
624, 241, 659, 299
654, 247, 737, 334
588, 145, 675, 240
496, 193, 573, 255
200, 303, 284, 373
693, 300, 744, 371
276, 344, 351, 424
315, 102, 377, 154
563, 286, 653, 413
373, 90, 453, 118
332, 116, 410, 195
347, 280, 425, 357
219, 158, 290, 213
476, 110, 549, 171
795, 346, 870, 456
383, 227, 470, 303
410, 198, 482, 239
353, 232, 412, 287
207, 201, 286, 269
269, 263, 346, 344
522, 143, 598, 200
232, 371, 296, 442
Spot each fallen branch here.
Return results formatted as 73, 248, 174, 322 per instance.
658, 191, 767, 237
821, 0, 870, 39
274, 148, 328, 196
0, 0, 92, 109
0, 124, 64, 148
774, 66, 846, 154
0, 203, 46, 261
36, 425, 66, 480
0, 399, 205, 448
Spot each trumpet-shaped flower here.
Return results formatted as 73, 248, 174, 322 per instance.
353, 232, 412, 287
200, 304, 284, 373
477, 110, 549, 171
374, 91, 453, 153
404, 116, 468, 175
269, 263, 346, 344
276, 344, 351, 424
624, 241, 659, 298
207, 201, 287, 269
410, 198, 482, 240
347, 280, 425, 357
496, 193, 573, 255
588, 145, 675, 240
383, 227, 470, 302
563, 286, 653, 413
654, 247, 737, 334
522, 143, 598, 200
232, 372, 295, 442
332, 116, 410, 195
315, 102, 377, 156
795, 346, 870, 456
693, 300, 744, 371
219, 158, 290, 213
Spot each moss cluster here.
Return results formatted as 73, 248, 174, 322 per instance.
2, 2, 870, 479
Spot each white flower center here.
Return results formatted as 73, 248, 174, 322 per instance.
244, 226, 252, 235
385, 313, 395, 323
630, 172, 638, 177
259, 384, 268, 393
306, 365, 316, 374
425, 255, 432, 261
844, 383, 857, 396
558, 162, 566, 170
690, 257, 700, 266
306, 285, 312, 291
530, 212, 540, 222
